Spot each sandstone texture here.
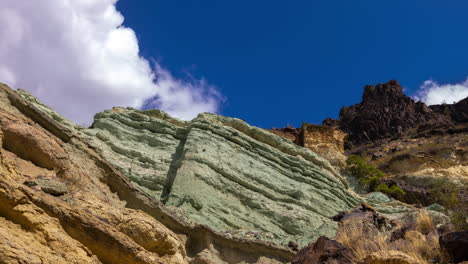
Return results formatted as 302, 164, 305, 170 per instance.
269, 123, 347, 167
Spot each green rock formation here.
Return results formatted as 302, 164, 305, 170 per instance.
82, 107, 361, 246
17, 89, 362, 246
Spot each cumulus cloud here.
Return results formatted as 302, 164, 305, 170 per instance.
414, 79, 468, 105
0, 0, 222, 125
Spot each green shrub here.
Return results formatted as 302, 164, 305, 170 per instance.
375, 183, 406, 200
430, 180, 468, 231
346, 154, 385, 190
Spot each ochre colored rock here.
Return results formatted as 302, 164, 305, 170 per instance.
269, 123, 347, 167
0, 82, 298, 263
0, 83, 188, 264
298, 123, 347, 167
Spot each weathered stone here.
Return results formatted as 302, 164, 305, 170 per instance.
269, 123, 347, 167
327, 80, 457, 148
83, 107, 361, 246
298, 123, 347, 167
292, 236, 353, 264
25, 178, 68, 196
440, 231, 468, 263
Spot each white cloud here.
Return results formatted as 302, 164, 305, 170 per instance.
0, 0, 222, 125
414, 79, 468, 105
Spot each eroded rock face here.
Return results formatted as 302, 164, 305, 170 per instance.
83, 107, 360, 246
3, 83, 363, 263
269, 123, 347, 167
0, 83, 188, 264
324, 80, 465, 149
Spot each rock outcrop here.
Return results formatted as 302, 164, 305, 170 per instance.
319, 80, 468, 209
269, 123, 347, 167
0, 83, 301, 263
292, 236, 353, 264
326, 80, 464, 148
81, 106, 360, 246
0, 84, 187, 264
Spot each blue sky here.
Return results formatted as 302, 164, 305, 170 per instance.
117, 0, 468, 128
1, 1, 467, 126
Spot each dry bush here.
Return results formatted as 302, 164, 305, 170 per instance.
335, 212, 441, 264
404, 231, 441, 263
335, 219, 387, 262
415, 210, 434, 235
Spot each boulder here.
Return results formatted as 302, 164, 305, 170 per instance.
440, 231, 468, 263
292, 236, 352, 264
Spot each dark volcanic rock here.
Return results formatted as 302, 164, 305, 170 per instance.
380, 179, 435, 206
439, 231, 468, 263
390, 227, 409, 242
332, 202, 390, 230
292, 236, 353, 264
430, 96, 468, 123
288, 241, 299, 252
325, 80, 458, 148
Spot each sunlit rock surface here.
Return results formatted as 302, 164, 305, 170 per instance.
83, 107, 361, 245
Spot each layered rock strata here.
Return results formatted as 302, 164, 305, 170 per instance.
269, 123, 347, 167
0, 83, 300, 263
81, 107, 360, 246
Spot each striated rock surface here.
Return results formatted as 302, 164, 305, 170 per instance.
0, 83, 299, 263
82, 107, 361, 246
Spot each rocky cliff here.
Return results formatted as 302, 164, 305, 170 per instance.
328, 80, 467, 149
81, 107, 361, 247
321, 80, 468, 206
0, 82, 368, 263
1, 80, 464, 264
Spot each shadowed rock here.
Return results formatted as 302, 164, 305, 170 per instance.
292, 236, 352, 264
439, 231, 468, 263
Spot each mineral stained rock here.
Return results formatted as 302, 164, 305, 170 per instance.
83, 107, 361, 246
0, 84, 187, 264
1, 83, 298, 263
